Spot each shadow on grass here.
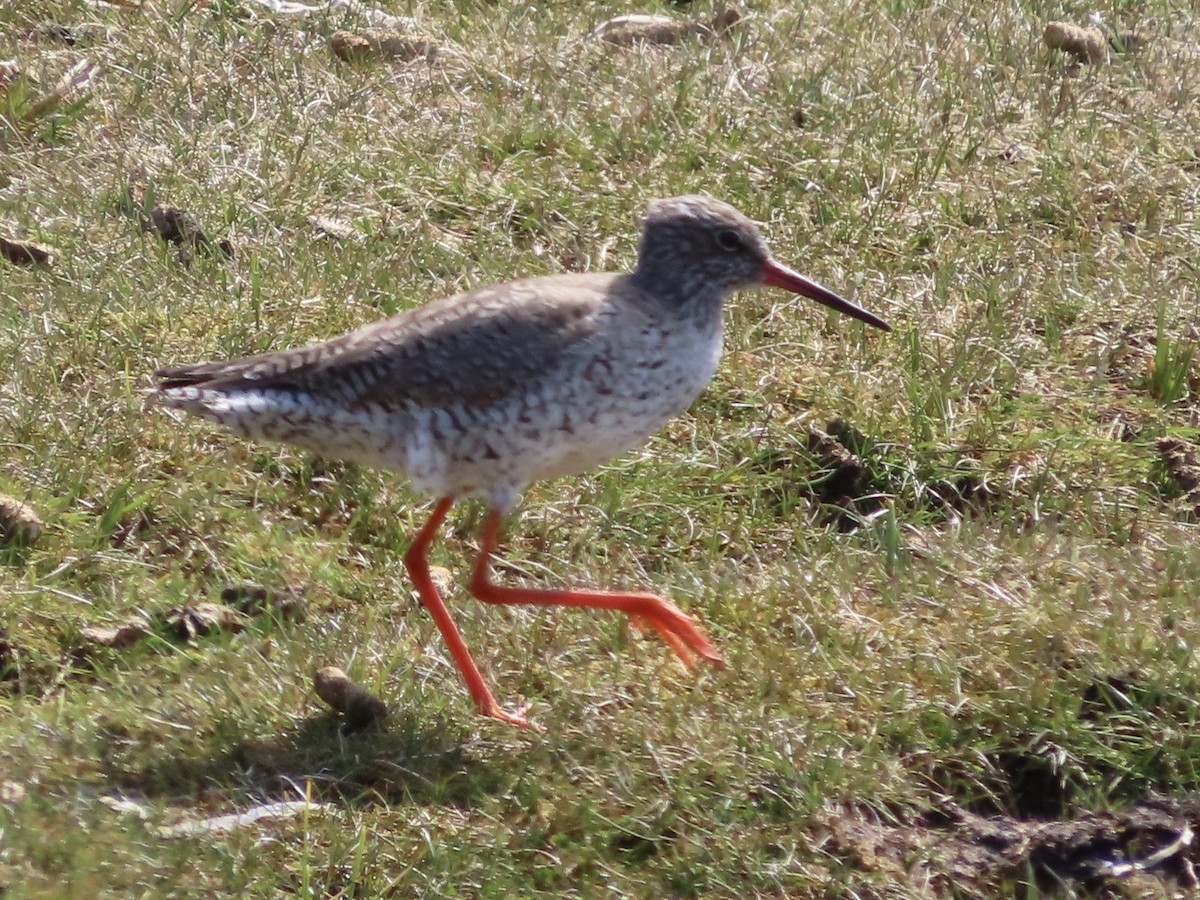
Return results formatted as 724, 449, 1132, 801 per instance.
103, 709, 508, 810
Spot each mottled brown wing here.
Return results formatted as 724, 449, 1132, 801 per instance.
155, 273, 620, 409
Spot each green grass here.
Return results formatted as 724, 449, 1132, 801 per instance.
2, 0, 1200, 895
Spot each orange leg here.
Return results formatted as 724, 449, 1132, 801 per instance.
403, 497, 534, 728
469, 510, 724, 669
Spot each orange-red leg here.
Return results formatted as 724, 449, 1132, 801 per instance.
469, 510, 724, 669
403, 497, 534, 728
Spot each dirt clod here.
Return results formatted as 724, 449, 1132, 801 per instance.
997, 142, 1028, 163
30, 23, 106, 46
221, 584, 305, 621
0, 628, 17, 684
313, 666, 387, 731
0, 494, 44, 545
80, 618, 151, 649
588, 6, 742, 46
117, 191, 234, 263
0, 236, 53, 266
806, 426, 868, 505
1044, 21, 1108, 65
1157, 436, 1200, 518
330, 29, 439, 63
148, 207, 234, 260
161, 603, 248, 640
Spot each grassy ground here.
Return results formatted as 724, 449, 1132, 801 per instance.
2, 0, 1200, 895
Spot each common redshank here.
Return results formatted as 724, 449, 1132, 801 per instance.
155, 195, 890, 728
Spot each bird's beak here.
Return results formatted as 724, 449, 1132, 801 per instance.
761, 259, 891, 332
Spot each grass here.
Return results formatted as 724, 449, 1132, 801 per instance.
2, 0, 1200, 895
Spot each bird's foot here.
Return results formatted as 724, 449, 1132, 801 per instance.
479, 699, 544, 732
628, 598, 724, 670
630, 613, 696, 667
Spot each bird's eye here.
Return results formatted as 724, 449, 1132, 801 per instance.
716, 229, 743, 252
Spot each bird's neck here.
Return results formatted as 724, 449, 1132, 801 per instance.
628, 265, 729, 318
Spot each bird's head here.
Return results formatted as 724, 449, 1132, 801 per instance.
637, 195, 890, 331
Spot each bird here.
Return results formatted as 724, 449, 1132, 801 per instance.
153, 195, 890, 729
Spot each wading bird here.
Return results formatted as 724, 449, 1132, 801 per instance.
155, 196, 890, 728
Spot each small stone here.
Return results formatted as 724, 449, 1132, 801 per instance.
313, 666, 387, 731
0, 495, 43, 545
428, 565, 453, 594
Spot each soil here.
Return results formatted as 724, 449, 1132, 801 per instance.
819, 796, 1200, 895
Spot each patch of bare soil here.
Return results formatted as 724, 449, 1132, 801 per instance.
820, 796, 1200, 896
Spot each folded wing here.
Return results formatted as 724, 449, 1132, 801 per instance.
156, 274, 617, 411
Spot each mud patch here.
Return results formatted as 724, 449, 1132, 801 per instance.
820, 796, 1200, 895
